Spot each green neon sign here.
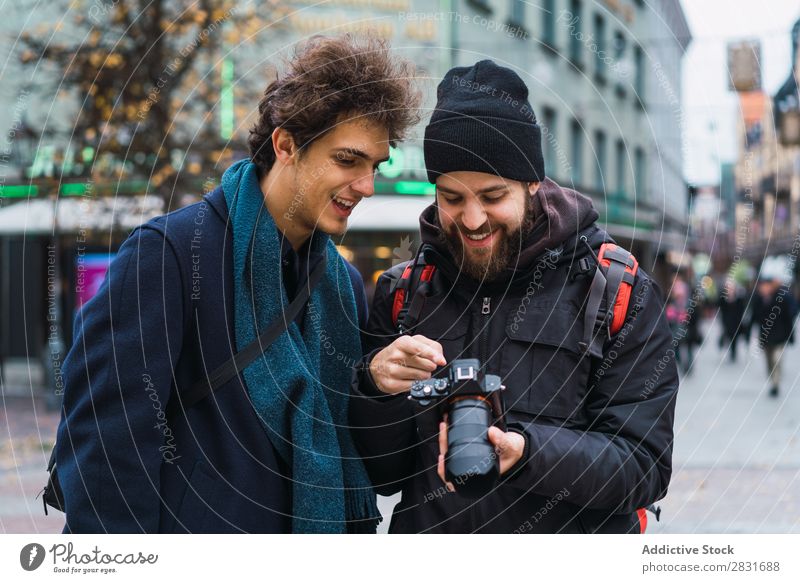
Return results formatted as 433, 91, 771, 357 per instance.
0, 184, 38, 198
220, 59, 234, 140
60, 183, 88, 196
394, 181, 435, 195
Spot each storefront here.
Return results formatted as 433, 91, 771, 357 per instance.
0, 194, 163, 365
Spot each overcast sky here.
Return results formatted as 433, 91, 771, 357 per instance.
682, 0, 799, 185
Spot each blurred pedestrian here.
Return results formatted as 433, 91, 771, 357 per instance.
717, 278, 747, 362
666, 271, 693, 373
751, 277, 797, 397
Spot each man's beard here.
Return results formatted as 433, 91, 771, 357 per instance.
438, 194, 535, 282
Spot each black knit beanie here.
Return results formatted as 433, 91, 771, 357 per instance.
424, 60, 545, 184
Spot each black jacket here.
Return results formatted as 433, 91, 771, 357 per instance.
751, 286, 797, 347
718, 293, 747, 339
350, 187, 678, 534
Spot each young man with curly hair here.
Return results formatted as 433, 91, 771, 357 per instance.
56, 34, 420, 533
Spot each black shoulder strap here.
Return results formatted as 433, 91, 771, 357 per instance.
581, 265, 607, 358
579, 240, 637, 358
166, 255, 327, 418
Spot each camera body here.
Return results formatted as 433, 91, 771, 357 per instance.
409, 358, 505, 498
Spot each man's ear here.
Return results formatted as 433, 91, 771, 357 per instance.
272, 127, 297, 166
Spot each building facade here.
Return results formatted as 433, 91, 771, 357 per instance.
0, 0, 693, 368
734, 19, 800, 269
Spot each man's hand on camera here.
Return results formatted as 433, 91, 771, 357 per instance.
369, 335, 447, 395
437, 421, 526, 491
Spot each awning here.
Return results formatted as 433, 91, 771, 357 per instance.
0, 196, 164, 235
348, 195, 434, 232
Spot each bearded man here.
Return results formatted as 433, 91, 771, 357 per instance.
350, 60, 678, 534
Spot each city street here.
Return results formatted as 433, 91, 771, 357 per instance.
1, 319, 798, 534
649, 318, 800, 533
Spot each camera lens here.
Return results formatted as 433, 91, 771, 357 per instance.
445, 398, 499, 498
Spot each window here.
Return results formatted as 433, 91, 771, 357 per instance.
594, 129, 607, 192
613, 31, 626, 96
634, 44, 645, 105
542, 0, 556, 50
571, 119, 584, 187
510, 0, 525, 25
466, 0, 493, 14
569, 0, 583, 68
634, 147, 646, 199
542, 106, 557, 178
593, 13, 606, 84
615, 138, 626, 197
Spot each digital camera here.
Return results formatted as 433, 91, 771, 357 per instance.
409, 358, 506, 497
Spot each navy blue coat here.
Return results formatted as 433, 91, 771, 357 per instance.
56, 187, 368, 533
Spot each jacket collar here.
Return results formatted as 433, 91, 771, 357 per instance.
205, 185, 230, 227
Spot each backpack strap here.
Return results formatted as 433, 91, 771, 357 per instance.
598, 244, 639, 334
578, 240, 652, 533
390, 245, 436, 334
579, 240, 639, 357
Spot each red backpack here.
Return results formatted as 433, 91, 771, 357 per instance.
389, 241, 659, 533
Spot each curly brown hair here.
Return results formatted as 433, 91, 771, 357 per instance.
248, 33, 421, 174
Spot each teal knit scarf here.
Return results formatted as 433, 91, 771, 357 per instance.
222, 159, 379, 533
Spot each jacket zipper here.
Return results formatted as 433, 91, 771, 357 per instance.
473, 295, 492, 533
479, 296, 491, 371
